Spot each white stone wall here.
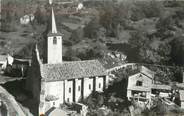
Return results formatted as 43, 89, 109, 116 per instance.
105, 75, 109, 89
42, 75, 109, 111
83, 77, 94, 98
95, 76, 104, 92
47, 36, 62, 64
65, 80, 74, 103
181, 102, 184, 109
75, 78, 82, 102
127, 90, 131, 100
127, 73, 152, 99
45, 81, 64, 106
146, 91, 151, 99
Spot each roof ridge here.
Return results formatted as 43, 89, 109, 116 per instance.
42, 59, 99, 66
63, 59, 98, 63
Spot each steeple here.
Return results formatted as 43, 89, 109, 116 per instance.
44, 0, 63, 64
51, 7, 57, 33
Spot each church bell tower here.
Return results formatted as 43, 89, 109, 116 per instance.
46, 5, 63, 64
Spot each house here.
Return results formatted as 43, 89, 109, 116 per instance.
127, 66, 154, 101
127, 66, 172, 103
26, 4, 109, 116
4, 56, 31, 77
20, 14, 34, 25
76, 3, 84, 11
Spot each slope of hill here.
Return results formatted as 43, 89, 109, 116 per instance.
0, 85, 33, 116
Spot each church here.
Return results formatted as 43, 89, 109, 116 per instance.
26, 4, 109, 115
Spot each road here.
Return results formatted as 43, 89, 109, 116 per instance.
0, 86, 27, 116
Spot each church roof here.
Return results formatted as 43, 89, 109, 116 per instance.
51, 7, 57, 34
40, 60, 107, 81
47, 31, 63, 37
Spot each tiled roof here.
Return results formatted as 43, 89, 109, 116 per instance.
40, 60, 107, 81
139, 66, 154, 79
13, 58, 31, 65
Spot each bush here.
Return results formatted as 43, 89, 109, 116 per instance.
131, 1, 164, 21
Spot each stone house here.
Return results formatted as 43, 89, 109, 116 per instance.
26, 6, 109, 116
127, 66, 172, 102
5, 57, 31, 77
20, 14, 34, 25
127, 66, 154, 101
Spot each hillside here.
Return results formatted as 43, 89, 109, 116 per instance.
0, 0, 184, 67
0, 85, 33, 116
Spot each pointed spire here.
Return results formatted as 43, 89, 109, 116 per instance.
51, 7, 57, 33
49, 0, 53, 5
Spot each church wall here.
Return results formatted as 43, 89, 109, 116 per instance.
64, 80, 74, 103
47, 36, 62, 64
181, 101, 184, 109
45, 81, 64, 106
105, 75, 109, 89
83, 77, 94, 98
75, 78, 82, 102
95, 76, 104, 92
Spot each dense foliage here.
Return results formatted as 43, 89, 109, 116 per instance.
1, 0, 184, 81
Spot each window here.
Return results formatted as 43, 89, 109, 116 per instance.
99, 83, 101, 88
67, 98, 70, 102
136, 81, 143, 86
69, 88, 71, 93
78, 86, 80, 91
89, 84, 91, 90
53, 37, 57, 44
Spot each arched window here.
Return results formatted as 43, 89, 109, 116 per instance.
78, 86, 80, 91
99, 83, 101, 88
89, 84, 91, 90
69, 88, 71, 93
53, 37, 57, 44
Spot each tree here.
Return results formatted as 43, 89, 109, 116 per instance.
128, 30, 150, 62
99, 2, 131, 37
128, 30, 172, 64
131, 0, 164, 21
84, 91, 105, 109
34, 7, 46, 25
170, 36, 184, 66
84, 18, 101, 39
1, 1, 17, 32
70, 27, 84, 43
